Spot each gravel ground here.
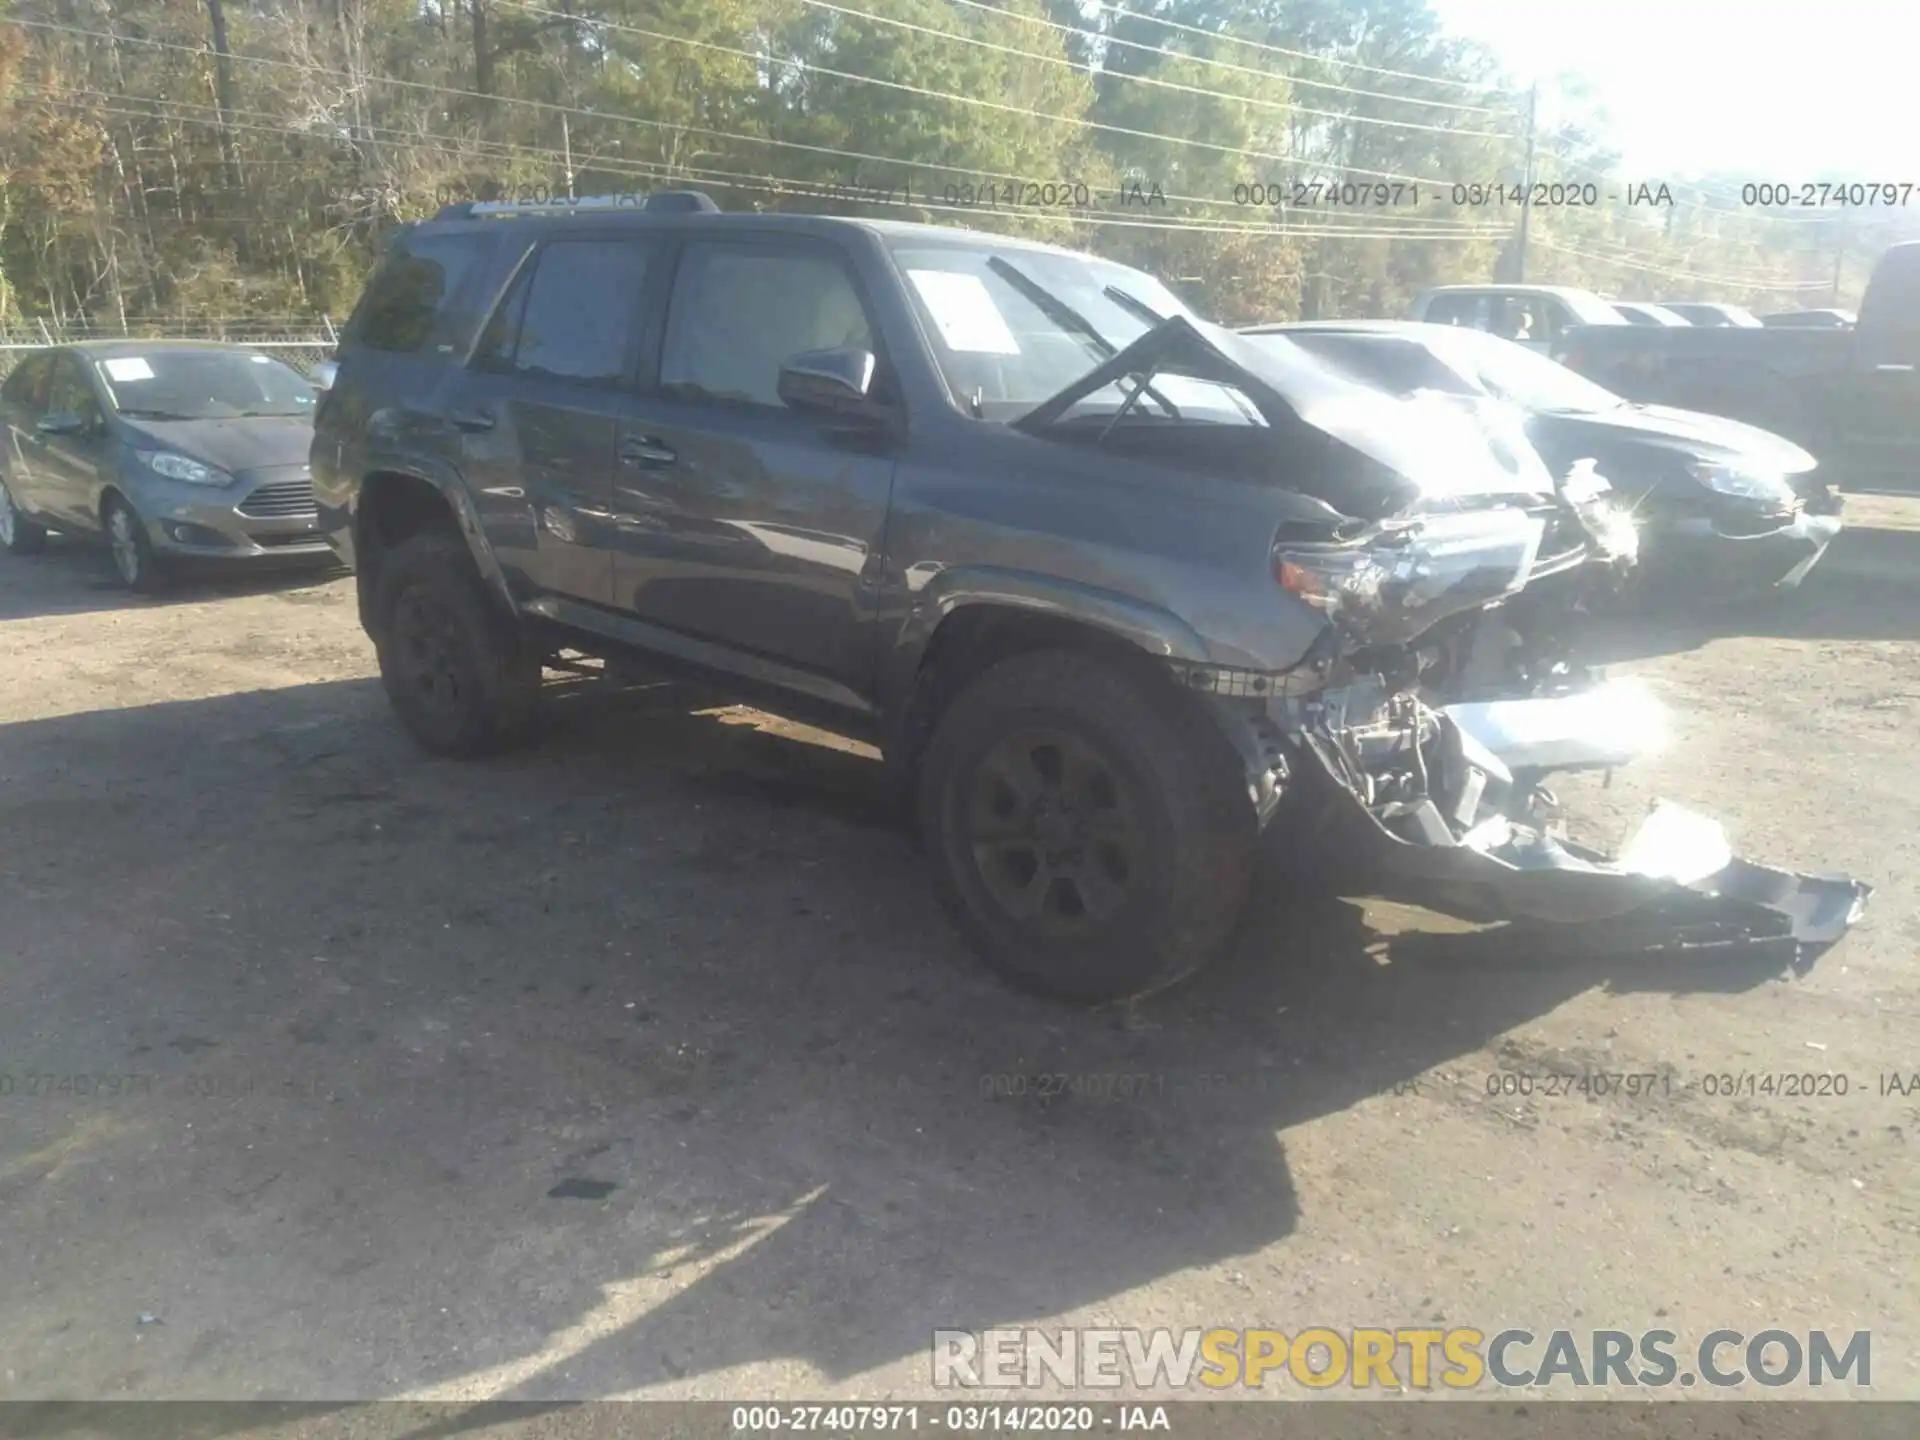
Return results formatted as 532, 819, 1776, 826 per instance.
0, 498, 1914, 1405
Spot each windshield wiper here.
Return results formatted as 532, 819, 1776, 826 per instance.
234, 409, 310, 418
1103, 285, 1166, 327
986, 257, 1179, 421
989, 255, 1114, 358
115, 407, 195, 420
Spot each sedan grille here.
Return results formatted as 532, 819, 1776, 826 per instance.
238, 477, 317, 518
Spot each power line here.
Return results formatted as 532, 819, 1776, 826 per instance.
442, 8, 1493, 191
8, 17, 1497, 202
1534, 239, 1830, 291
772, 0, 1518, 138
20, 86, 1517, 243
1075, 0, 1517, 94
22, 79, 1511, 239
11, 18, 1831, 284
934, 0, 1515, 116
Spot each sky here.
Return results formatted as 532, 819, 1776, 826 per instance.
1427, 0, 1915, 181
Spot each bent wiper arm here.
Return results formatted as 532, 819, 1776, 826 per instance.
981, 259, 1180, 419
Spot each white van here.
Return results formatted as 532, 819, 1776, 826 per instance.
1409, 284, 1628, 354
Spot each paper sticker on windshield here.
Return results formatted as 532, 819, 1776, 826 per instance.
101, 358, 155, 382
249, 354, 271, 363
906, 270, 1021, 355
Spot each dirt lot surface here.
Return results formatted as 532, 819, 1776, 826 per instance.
0, 497, 1916, 1406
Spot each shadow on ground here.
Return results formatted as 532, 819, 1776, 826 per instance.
0, 537, 344, 620
0, 666, 1814, 1401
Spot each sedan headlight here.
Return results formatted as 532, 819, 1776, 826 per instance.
1687, 460, 1795, 505
136, 450, 235, 487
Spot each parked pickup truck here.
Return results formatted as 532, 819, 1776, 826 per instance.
1556, 243, 1920, 491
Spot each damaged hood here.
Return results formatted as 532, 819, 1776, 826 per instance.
1013, 315, 1557, 513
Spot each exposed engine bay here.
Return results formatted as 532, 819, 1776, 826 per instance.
1252, 498, 1867, 967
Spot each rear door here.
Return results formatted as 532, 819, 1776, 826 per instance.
609, 233, 901, 697
1842, 246, 1920, 489
443, 232, 663, 607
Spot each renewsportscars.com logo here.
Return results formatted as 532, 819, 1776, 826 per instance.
931, 1327, 1872, 1391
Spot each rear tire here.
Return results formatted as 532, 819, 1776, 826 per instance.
104, 495, 164, 592
0, 478, 47, 556
371, 531, 542, 758
916, 649, 1256, 1003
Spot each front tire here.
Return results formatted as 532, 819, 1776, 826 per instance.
104, 495, 164, 592
371, 531, 542, 758
917, 650, 1256, 1003
0, 478, 48, 556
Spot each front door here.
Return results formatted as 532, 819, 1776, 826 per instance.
38, 354, 113, 529
610, 236, 901, 698
0, 355, 53, 518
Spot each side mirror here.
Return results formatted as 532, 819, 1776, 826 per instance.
36, 410, 87, 437
310, 358, 339, 392
777, 347, 886, 424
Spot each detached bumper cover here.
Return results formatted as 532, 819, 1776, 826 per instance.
1302, 683, 1871, 968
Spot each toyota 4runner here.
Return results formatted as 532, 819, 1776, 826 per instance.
312, 192, 1868, 1002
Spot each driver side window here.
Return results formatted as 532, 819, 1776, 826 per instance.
4, 355, 53, 417
660, 241, 882, 409
47, 358, 101, 426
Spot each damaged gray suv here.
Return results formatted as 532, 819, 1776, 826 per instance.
313, 192, 1869, 1002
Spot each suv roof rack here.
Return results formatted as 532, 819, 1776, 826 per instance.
433, 189, 721, 221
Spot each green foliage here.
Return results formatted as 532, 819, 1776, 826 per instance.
0, 0, 1906, 331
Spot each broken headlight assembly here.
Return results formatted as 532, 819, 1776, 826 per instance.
1272, 508, 1546, 647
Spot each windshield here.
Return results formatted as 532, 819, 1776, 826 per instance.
1255, 331, 1483, 399
1432, 329, 1624, 414
884, 240, 1256, 423
91, 350, 317, 420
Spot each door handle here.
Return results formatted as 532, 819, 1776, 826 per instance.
1872, 363, 1915, 374
619, 435, 678, 467
449, 407, 496, 432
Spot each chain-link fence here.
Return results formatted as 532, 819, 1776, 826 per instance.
0, 319, 339, 384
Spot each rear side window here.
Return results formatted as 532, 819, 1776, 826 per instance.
476, 237, 653, 386
3, 355, 51, 411
352, 232, 491, 354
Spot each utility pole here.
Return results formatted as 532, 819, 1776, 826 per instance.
1830, 211, 1846, 307
562, 113, 576, 201
1513, 82, 1538, 284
